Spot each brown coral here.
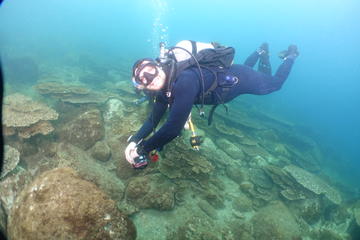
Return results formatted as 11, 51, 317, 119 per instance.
283, 165, 342, 204
3, 93, 58, 127
2, 93, 58, 138
17, 121, 54, 139
35, 81, 109, 104
35, 81, 90, 96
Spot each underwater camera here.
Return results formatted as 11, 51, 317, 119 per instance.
132, 155, 148, 169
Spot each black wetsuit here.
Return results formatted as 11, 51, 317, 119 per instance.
132, 52, 295, 153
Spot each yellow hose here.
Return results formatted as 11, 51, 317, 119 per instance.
188, 118, 200, 150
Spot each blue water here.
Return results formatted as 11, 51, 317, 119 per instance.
1, 0, 359, 186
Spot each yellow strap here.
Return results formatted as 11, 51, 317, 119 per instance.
188, 119, 200, 150
188, 118, 196, 136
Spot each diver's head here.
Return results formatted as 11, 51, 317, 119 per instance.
132, 58, 166, 91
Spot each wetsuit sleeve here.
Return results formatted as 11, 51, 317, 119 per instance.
131, 98, 168, 143
141, 74, 199, 153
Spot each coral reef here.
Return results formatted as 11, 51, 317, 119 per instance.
3, 93, 58, 138
8, 167, 136, 240
284, 164, 342, 204
35, 81, 90, 96
35, 81, 109, 104
1, 58, 353, 240
159, 136, 215, 182
1, 145, 20, 179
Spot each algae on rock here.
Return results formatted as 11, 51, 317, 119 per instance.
8, 167, 136, 240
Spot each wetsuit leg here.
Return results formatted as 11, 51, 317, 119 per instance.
251, 58, 294, 94
243, 51, 260, 68
223, 59, 295, 101
258, 55, 272, 75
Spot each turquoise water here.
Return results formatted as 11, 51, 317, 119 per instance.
1, 0, 360, 238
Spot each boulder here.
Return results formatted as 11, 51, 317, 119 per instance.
125, 174, 175, 211
91, 141, 111, 162
8, 167, 136, 240
251, 201, 301, 240
59, 109, 104, 150
56, 143, 125, 202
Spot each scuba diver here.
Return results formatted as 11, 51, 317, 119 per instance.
125, 40, 299, 169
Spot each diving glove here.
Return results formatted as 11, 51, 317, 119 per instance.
125, 141, 149, 169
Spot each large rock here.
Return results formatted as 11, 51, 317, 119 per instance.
8, 167, 136, 240
251, 201, 301, 240
91, 141, 112, 162
56, 143, 125, 202
125, 174, 175, 211
59, 109, 104, 150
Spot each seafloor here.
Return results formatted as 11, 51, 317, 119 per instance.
1, 53, 360, 240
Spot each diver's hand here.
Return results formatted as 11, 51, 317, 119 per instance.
125, 142, 138, 165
